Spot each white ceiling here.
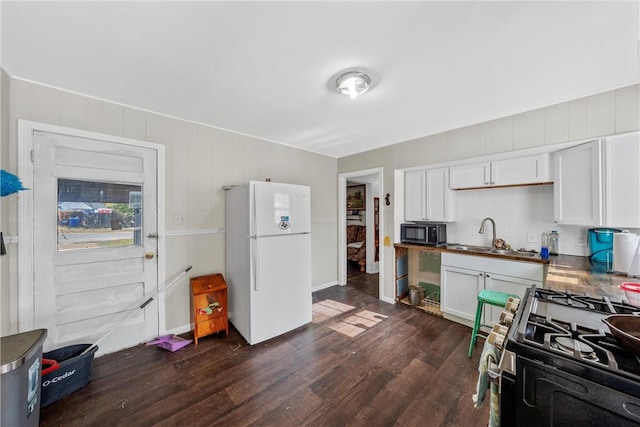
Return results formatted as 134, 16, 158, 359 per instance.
2, 1, 638, 158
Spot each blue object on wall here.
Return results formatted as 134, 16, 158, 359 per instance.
1, 170, 28, 197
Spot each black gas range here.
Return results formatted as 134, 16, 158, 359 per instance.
498, 286, 640, 427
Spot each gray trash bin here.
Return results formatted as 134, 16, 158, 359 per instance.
1, 329, 48, 427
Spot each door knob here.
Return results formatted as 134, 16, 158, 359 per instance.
145, 252, 154, 259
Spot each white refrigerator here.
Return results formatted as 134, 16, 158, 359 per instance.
225, 181, 312, 345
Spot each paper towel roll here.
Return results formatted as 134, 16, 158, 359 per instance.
613, 231, 640, 274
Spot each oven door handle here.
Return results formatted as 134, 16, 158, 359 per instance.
498, 349, 516, 376
488, 361, 501, 384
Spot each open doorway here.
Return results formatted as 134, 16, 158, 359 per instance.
338, 168, 383, 300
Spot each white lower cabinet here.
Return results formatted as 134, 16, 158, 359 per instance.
441, 252, 544, 327
484, 273, 539, 324
440, 265, 483, 322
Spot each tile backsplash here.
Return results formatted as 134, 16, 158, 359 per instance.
446, 185, 639, 257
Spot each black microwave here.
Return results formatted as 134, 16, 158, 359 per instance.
400, 223, 447, 246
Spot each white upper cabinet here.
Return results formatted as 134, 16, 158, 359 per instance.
553, 132, 640, 227
553, 139, 603, 226
404, 170, 425, 222
604, 132, 640, 228
448, 162, 490, 189
491, 155, 550, 186
449, 154, 550, 189
404, 167, 454, 222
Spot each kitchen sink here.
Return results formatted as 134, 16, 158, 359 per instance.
489, 249, 538, 258
447, 245, 493, 252
447, 244, 538, 258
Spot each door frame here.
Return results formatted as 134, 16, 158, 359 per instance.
17, 120, 166, 333
338, 167, 387, 302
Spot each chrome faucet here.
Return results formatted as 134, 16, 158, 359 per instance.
479, 217, 497, 248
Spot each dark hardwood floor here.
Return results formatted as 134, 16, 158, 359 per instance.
346, 261, 379, 299
40, 279, 489, 427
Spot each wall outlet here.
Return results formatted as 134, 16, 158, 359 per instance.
575, 231, 587, 247
174, 214, 187, 225
527, 231, 538, 244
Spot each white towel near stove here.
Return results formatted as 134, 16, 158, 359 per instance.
473, 340, 500, 427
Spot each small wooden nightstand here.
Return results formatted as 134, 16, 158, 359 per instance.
190, 273, 229, 345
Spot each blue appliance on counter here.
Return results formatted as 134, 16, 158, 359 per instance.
588, 228, 622, 263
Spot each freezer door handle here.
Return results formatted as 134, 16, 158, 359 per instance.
252, 238, 260, 291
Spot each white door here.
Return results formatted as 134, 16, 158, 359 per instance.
31, 130, 159, 354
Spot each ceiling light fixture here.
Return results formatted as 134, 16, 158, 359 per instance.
336, 71, 371, 99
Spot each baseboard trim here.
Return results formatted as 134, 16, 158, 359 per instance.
162, 323, 193, 337
312, 280, 339, 292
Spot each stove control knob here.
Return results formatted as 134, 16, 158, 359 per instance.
491, 323, 509, 336
499, 310, 514, 326
488, 330, 506, 349
505, 297, 520, 313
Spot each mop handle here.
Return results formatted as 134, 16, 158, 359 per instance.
81, 265, 193, 355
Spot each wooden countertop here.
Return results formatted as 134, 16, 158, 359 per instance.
394, 242, 549, 264
395, 243, 639, 302
545, 254, 636, 300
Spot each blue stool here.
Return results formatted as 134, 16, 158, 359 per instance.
468, 290, 516, 357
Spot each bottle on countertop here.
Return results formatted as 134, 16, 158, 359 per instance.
549, 230, 559, 256
541, 232, 550, 260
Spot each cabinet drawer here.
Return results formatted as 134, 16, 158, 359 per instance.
195, 317, 228, 336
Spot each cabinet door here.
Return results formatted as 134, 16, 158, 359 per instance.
425, 167, 454, 222
484, 273, 540, 325
449, 162, 490, 189
404, 170, 425, 221
491, 154, 550, 186
605, 132, 640, 228
441, 265, 483, 321
553, 140, 603, 225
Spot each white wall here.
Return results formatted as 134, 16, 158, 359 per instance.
1, 73, 338, 336
338, 84, 640, 302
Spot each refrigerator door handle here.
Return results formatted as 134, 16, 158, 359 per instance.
252, 238, 260, 291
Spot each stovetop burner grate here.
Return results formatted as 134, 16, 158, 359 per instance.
534, 288, 640, 315
515, 290, 640, 381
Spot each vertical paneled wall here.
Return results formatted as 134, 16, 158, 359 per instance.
2, 75, 338, 335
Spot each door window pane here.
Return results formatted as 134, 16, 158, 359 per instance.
57, 179, 143, 251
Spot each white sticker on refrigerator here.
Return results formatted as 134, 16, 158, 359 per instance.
279, 216, 290, 230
